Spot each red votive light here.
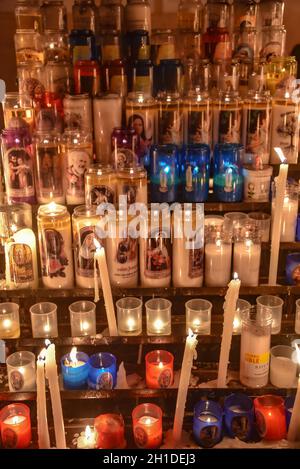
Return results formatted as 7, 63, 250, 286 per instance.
145, 350, 174, 389
254, 395, 287, 441
132, 403, 163, 449
94, 413, 126, 449
0, 403, 32, 449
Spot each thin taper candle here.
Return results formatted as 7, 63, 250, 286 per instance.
37, 350, 50, 449
288, 344, 300, 442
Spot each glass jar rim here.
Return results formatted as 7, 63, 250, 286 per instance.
87, 164, 114, 175
38, 203, 68, 218
73, 205, 99, 218
6, 351, 35, 368
240, 306, 272, 326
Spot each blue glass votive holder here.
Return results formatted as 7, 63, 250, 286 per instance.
286, 253, 300, 286
182, 144, 211, 203
150, 144, 180, 203
88, 353, 117, 390
213, 144, 244, 202
296, 215, 300, 242
61, 351, 90, 390
285, 396, 295, 430
193, 401, 223, 448
224, 393, 255, 441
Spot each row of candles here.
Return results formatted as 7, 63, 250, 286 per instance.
0, 393, 298, 450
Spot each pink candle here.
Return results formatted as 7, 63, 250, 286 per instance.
132, 404, 162, 449
146, 350, 174, 389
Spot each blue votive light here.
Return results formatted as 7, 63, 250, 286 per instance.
213, 144, 243, 202
193, 401, 223, 448
224, 393, 255, 441
150, 144, 180, 203
61, 350, 90, 390
285, 396, 295, 430
88, 353, 117, 390
296, 215, 300, 242
182, 144, 211, 203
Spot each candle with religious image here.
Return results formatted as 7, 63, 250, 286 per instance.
184, 90, 212, 147
85, 164, 117, 207
260, 25, 286, 62
0, 403, 32, 449
157, 92, 184, 146
2, 92, 35, 132
62, 130, 93, 205
63, 94, 93, 134
101, 33, 128, 98
145, 350, 174, 389
117, 166, 148, 206
213, 91, 243, 147
37, 203, 74, 289
150, 144, 180, 203
34, 131, 65, 204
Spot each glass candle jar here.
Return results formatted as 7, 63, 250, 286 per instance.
0, 303, 20, 339
1, 125, 36, 204
184, 91, 212, 147
132, 403, 163, 449
41, 0, 67, 32
30, 302, 58, 338
93, 94, 122, 165
224, 393, 255, 442
61, 130, 94, 205
145, 298, 172, 336
17, 63, 45, 109
34, 131, 65, 204
260, 0, 285, 28
37, 203, 74, 289
116, 297, 142, 336
2, 93, 35, 131
14, 31, 44, 66
157, 93, 184, 146
270, 345, 297, 388
69, 301, 97, 337
213, 92, 243, 147
260, 25, 286, 62
151, 29, 176, 65
125, 0, 151, 33
0, 403, 31, 449
88, 353, 117, 390
150, 144, 180, 203
233, 232, 261, 287
254, 395, 286, 441
63, 94, 93, 134
15, 0, 43, 32
266, 56, 297, 96
185, 299, 212, 335
72, 205, 102, 290
256, 295, 284, 334
61, 348, 90, 390
272, 180, 299, 242
248, 212, 271, 242
116, 166, 148, 206
224, 212, 249, 233
94, 414, 126, 449
112, 127, 139, 170
145, 350, 174, 389
85, 165, 117, 207
213, 144, 244, 203
6, 351, 36, 392
44, 31, 70, 63
233, 299, 252, 335
72, 0, 98, 33
193, 401, 223, 448
182, 144, 211, 203
205, 229, 232, 287
99, 0, 125, 35
69, 29, 96, 66
74, 60, 100, 96
240, 306, 272, 388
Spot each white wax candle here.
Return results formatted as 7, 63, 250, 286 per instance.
77, 426, 96, 449
106, 236, 138, 288
205, 242, 232, 287
270, 356, 297, 388
288, 346, 300, 442
272, 197, 298, 242
269, 151, 288, 285
240, 328, 270, 388
45, 343, 66, 449
93, 95, 122, 164
5, 229, 39, 290
217, 275, 241, 388
173, 238, 204, 288
139, 237, 171, 288
94, 245, 118, 337
37, 351, 50, 449
233, 240, 261, 287
173, 330, 198, 444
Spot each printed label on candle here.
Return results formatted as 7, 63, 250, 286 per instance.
16, 50, 44, 65
159, 164, 176, 193
66, 149, 92, 199
134, 427, 148, 448
40, 229, 70, 279
64, 106, 92, 133
199, 425, 219, 448
244, 108, 271, 157
231, 416, 250, 441
8, 243, 34, 284
115, 237, 138, 277
76, 226, 101, 279
126, 109, 155, 153
2, 428, 18, 449
20, 77, 45, 104
255, 410, 266, 437
121, 183, 139, 205
188, 246, 204, 279
271, 105, 299, 163
243, 352, 270, 379
217, 110, 242, 144
88, 185, 115, 205
9, 370, 25, 391
144, 231, 171, 280
260, 41, 281, 60
96, 372, 113, 390
158, 369, 173, 388
187, 110, 212, 146
114, 148, 138, 171
158, 111, 183, 145
4, 148, 35, 198
37, 146, 64, 198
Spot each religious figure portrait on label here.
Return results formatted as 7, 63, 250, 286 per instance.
42, 229, 69, 279
9, 243, 34, 284
145, 232, 171, 279
38, 146, 63, 196
6, 148, 34, 194
66, 150, 90, 197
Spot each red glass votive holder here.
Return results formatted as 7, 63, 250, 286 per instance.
94, 414, 126, 449
254, 395, 287, 441
145, 350, 174, 389
0, 403, 32, 449
132, 403, 163, 449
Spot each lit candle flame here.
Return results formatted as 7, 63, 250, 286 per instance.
274, 147, 287, 164
48, 202, 57, 214
233, 272, 239, 281
12, 416, 20, 425
69, 347, 78, 366
81, 321, 90, 332
154, 319, 164, 331
45, 339, 51, 348
3, 318, 12, 329
85, 425, 92, 441
158, 362, 164, 369
127, 318, 136, 329
94, 239, 101, 252
38, 348, 47, 362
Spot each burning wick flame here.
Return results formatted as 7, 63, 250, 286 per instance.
94, 239, 101, 252
68, 347, 78, 367
85, 425, 92, 441
38, 348, 47, 362
233, 272, 239, 281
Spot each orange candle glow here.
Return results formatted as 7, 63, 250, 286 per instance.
145, 350, 174, 389
254, 395, 286, 441
0, 404, 32, 449
132, 403, 163, 449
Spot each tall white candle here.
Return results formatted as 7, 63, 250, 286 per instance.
288, 344, 300, 442
93, 95, 122, 164
173, 330, 198, 444
269, 148, 289, 285
94, 242, 118, 337
233, 240, 261, 287
45, 342, 66, 449
272, 196, 298, 242
205, 241, 232, 287
37, 349, 50, 449
217, 274, 241, 388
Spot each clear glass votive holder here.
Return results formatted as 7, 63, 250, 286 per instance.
224, 393, 255, 442
270, 345, 297, 388
193, 400, 223, 448
30, 302, 58, 339
233, 299, 252, 335
145, 350, 174, 389
116, 297, 142, 336
6, 351, 36, 392
185, 299, 212, 335
253, 395, 286, 441
69, 301, 97, 337
248, 212, 271, 243
132, 403, 163, 449
0, 303, 20, 339
145, 299, 172, 336
256, 295, 284, 335
295, 299, 300, 334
